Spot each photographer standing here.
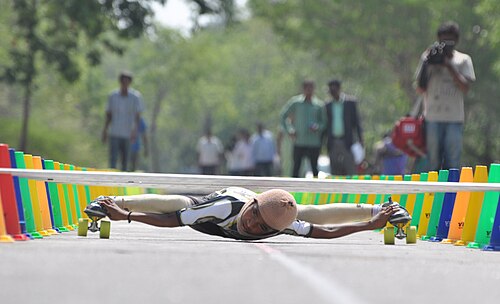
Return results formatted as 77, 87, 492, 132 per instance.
415, 21, 475, 171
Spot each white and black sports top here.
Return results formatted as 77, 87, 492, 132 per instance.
176, 187, 313, 241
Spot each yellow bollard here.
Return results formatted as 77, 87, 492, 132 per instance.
455, 165, 488, 246
405, 174, 421, 216
416, 171, 438, 238
32, 156, 58, 235
24, 154, 50, 237
53, 161, 74, 231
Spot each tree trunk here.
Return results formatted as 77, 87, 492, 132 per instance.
150, 85, 167, 173
18, 83, 32, 151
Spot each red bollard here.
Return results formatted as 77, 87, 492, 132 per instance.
0, 144, 29, 241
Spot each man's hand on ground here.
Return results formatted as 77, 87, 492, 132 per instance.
99, 198, 128, 221
368, 205, 398, 230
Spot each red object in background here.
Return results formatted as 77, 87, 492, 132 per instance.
391, 116, 426, 158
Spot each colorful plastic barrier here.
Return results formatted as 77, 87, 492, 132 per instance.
0, 143, 149, 242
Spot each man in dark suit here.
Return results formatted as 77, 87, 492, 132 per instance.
324, 80, 364, 175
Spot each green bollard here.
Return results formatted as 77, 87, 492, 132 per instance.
410, 172, 428, 229
398, 175, 412, 208
69, 165, 83, 220
421, 170, 449, 241
59, 163, 76, 228
14, 151, 42, 239
44, 160, 69, 232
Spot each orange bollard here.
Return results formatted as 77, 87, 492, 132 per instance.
441, 167, 473, 244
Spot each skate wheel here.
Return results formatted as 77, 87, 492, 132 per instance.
99, 220, 111, 239
78, 218, 89, 237
406, 226, 417, 244
384, 227, 395, 245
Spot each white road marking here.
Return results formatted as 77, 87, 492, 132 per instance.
253, 243, 367, 304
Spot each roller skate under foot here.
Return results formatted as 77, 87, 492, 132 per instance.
78, 196, 112, 239
382, 197, 416, 245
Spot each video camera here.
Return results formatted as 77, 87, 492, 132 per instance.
426, 40, 455, 64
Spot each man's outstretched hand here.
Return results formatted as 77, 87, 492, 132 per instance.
99, 198, 128, 221
368, 205, 398, 230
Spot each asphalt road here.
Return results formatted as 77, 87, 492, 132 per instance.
1, 221, 500, 304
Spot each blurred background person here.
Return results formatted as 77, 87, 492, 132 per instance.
373, 132, 408, 175
102, 71, 144, 171
251, 122, 276, 176
280, 80, 325, 178
196, 128, 224, 175
129, 117, 148, 172
228, 128, 254, 176
324, 79, 363, 176
415, 21, 475, 170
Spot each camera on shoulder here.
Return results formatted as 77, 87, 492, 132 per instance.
426, 40, 455, 64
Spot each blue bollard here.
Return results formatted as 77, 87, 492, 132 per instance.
430, 168, 460, 242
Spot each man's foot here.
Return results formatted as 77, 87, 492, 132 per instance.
84, 196, 111, 218
382, 197, 412, 226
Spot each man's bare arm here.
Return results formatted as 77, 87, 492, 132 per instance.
309, 206, 397, 239
99, 198, 181, 228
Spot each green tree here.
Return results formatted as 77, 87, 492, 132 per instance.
1, 0, 165, 151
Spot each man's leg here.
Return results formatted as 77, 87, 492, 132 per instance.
307, 147, 320, 177
297, 203, 374, 225
109, 137, 119, 169
119, 138, 130, 172
443, 122, 463, 170
292, 145, 305, 177
329, 140, 344, 175
113, 194, 193, 213
425, 121, 443, 171
340, 142, 356, 175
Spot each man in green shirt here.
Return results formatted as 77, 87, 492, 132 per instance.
280, 80, 326, 177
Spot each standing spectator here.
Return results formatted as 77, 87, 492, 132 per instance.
251, 122, 276, 176
228, 129, 254, 176
324, 79, 363, 175
374, 132, 407, 175
415, 21, 475, 170
280, 80, 326, 178
102, 71, 144, 171
129, 117, 148, 172
196, 128, 224, 175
